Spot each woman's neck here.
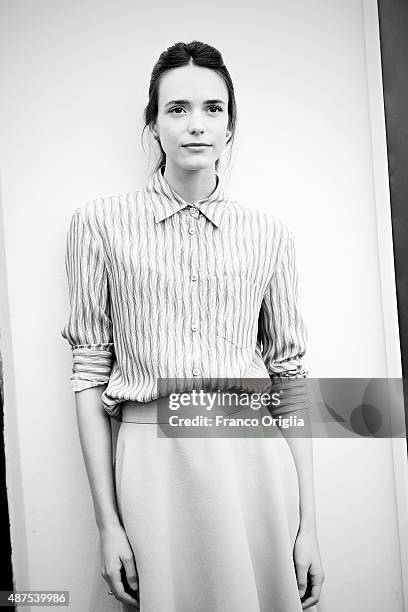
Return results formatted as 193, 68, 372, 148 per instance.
163, 163, 217, 204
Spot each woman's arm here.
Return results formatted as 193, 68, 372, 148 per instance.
75, 385, 140, 608
61, 208, 139, 606
277, 410, 324, 610
258, 222, 325, 608
276, 407, 316, 529
74, 384, 121, 532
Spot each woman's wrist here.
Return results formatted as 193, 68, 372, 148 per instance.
96, 511, 122, 534
299, 517, 317, 532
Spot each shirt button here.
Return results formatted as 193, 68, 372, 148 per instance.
191, 274, 198, 281
188, 227, 196, 235
190, 207, 197, 215
192, 369, 200, 376
191, 325, 198, 332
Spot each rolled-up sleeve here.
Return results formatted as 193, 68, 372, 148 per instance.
60, 207, 114, 392
258, 227, 310, 415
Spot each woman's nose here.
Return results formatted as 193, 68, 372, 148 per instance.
189, 126, 205, 134
188, 113, 205, 134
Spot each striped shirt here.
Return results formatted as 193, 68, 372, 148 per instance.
61, 167, 310, 421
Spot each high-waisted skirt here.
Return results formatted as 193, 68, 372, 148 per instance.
88, 397, 326, 612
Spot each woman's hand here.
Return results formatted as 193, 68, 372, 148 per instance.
99, 523, 140, 608
293, 525, 325, 610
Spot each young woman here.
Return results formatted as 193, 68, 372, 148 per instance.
61, 41, 326, 612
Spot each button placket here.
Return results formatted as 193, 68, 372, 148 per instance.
188, 206, 198, 235
187, 208, 201, 380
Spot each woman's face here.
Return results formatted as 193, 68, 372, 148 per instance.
154, 64, 231, 172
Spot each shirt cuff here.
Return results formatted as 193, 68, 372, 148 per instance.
70, 379, 109, 392
268, 376, 311, 415
70, 344, 114, 389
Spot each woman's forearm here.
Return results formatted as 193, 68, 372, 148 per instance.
277, 409, 317, 530
74, 385, 122, 532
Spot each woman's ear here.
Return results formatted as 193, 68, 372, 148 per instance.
151, 125, 160, 141
226, 129, 232, 142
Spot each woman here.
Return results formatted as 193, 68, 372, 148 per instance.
61, 41, 325, 611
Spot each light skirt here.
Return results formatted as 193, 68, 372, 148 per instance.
88, 402, 326, 612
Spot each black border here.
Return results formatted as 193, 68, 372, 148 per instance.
377, 0, 408, 448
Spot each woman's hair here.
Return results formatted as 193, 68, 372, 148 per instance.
142, 40, 237, 173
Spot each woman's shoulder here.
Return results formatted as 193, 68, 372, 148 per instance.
226, 196, 292, 239
70, 189, 145, 225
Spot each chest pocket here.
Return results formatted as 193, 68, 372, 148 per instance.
206, 274, 262, 350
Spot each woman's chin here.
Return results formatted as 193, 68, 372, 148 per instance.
177, 159, 216, 172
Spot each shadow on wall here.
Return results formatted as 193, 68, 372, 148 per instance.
0, 330, 16, 606
0, 335, 3, 409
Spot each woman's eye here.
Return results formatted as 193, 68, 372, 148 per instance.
169, 106, 185, 114
208, 106, 223, 113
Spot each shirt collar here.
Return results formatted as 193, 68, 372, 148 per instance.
144, 166, 227, 229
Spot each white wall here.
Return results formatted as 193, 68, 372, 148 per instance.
0, 0, 406, 610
